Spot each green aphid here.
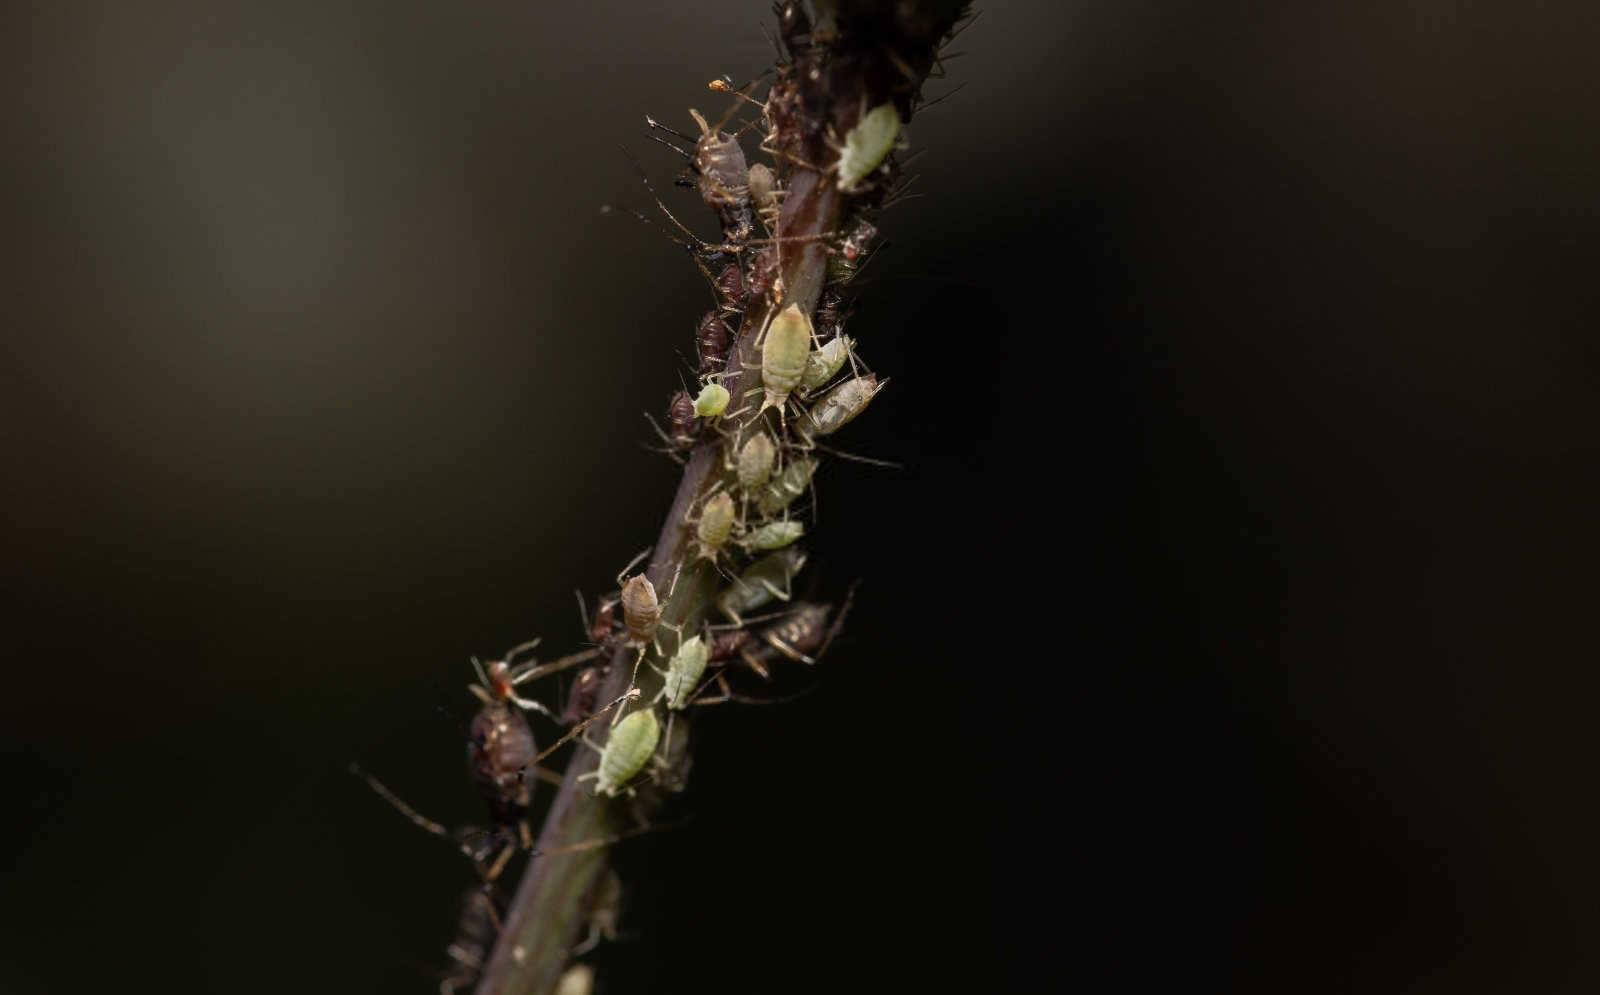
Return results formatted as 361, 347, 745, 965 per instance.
736, 432, 777, 492
591, 709, 660, 797
837, 102, 901, 193
760, 304, 812, 415
743, 520, 805, 552
756, 457, 818, 515
657, 635, 709, 711
693, 382, 730, 418
716, 548, 807, 624
801, 335, 855, 393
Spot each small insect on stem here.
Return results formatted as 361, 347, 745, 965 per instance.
741, 519, 805, 552
620, 574, 662, 650
560, 665, 606, 726
696, 311, 732, 374
688, 491, 737, 564
736, 430, 778, 494
716, 548, 807, 625
651, 634, 710, 712
800, 335, 856, 395
798, 374, 885, 442
756, 456, 818, 516
555, 963, 596, 995
837, 101, 902, 194
756, 302, 813, 422
579, 708, 662, 798
441, 885, 503, 995
693, 382, 730, 419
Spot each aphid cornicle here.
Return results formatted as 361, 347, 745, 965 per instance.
693, 382, 730, 418
760, 303, 813, 416
800, 374, 884, 439
837, 102, 902, 193
692, 491, 736, 561
590, 708, 661, 797
736, 431, 777, 492
757, 456, 817, 515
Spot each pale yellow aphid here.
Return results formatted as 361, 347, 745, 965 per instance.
693, 382, 730, 418
756, 456, 817, 515
692, 491, 736, 561
742, 519, 805, 552
736, 432, 777, 492
759, 303, 812, 416
837, 102, 902, 193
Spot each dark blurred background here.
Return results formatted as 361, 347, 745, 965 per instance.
3, 1, 1597, 992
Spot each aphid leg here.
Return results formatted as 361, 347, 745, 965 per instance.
614, 547, 653, 587
350, 763, 454, 842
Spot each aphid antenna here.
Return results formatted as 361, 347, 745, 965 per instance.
643, 115, 696, 150
913, 81, 968, 115
617, 145, 741, 255
614, 546, 654, 587
520, 687, 641, 774
350, 763, 487, 868
803, 439, 905, 470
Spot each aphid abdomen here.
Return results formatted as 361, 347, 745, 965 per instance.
561, 666, 605, 726
717, 549, 806, 621
596, 709, 661, 796
468, 703, 537, 822
761, 303, 813, 411
620, 574, 662, 647
694, 130, 750, 209
693, 383, 730, 418
667, 390, 697, 448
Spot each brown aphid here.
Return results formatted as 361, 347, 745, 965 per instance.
748, 246, 780, 303
708, 627, 753, 662
689, 109, 751, 212
667, 389, 697, 449
620, 573, 662, 648
560, 665, 607, 726
714, 262, 746, 313
467, 701, 537, 829
696, 311, 732, 374
815, 288, 846, 344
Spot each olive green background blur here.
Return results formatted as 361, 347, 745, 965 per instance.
3, 2, 1596, 992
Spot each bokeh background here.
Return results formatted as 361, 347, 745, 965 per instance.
3, 2, 1596, 992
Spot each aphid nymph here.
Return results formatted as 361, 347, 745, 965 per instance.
837, 102, 902, 193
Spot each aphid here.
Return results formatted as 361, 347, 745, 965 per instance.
748, 247, 780, 303
688, 108, 751, 215
798, 374, 884, 440
748, 162, 782, 231
758, 302, 813, 417
837, 102, 902, 193
620, 574, 662, 649
469, 640, 605, 724
800, 334, 856, 393
742, 519, 805, 551
578, 590, 619, 648
696, 311, 731, 373
693, 382, 730, 418
830, 219, 880, 284
689, 491, 737, 562
716, 548, 807, 624
736, 431, 778, 492
777, 0, 812, 54
752, 601, 837, 666
467, 701, 539, 833
756, 456, 817, 515
652, 634, 710, 711
582, 708, 661, 797
713, 262, 746, 315
560, 665, 606, 726
667, 389, 697, 448
814, 289, 846, 343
